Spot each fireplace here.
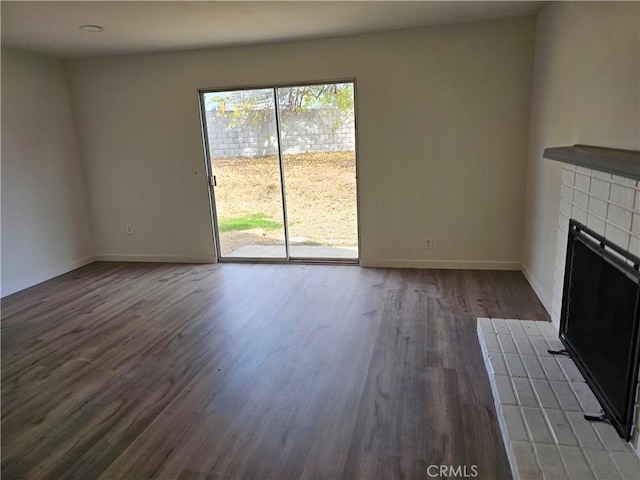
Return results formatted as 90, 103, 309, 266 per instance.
546, 144, 640, 453
476, 146, 640, 479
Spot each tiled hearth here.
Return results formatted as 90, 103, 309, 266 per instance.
478, 317, 640, 480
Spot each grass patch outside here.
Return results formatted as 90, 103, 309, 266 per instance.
218, 213, 282, 233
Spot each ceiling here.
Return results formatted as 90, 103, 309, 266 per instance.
1, 1, 544, 59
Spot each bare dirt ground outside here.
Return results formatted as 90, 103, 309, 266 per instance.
212, 151, 358, 257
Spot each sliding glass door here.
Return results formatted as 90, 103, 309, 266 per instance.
200, 82, 358, 262
201, 88, 287, 259
277, 84, 358, 260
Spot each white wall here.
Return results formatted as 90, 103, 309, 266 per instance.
65, 16, 535, 268
1, 47, 95, 296
522, 2, 640, 311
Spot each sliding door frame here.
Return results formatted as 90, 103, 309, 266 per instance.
272, 88, 292, 261
198, 78, 361, 265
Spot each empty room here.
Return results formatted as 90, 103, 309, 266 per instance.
2, 1, 639, 479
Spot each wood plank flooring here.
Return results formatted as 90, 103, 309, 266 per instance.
1, 262, 549, 479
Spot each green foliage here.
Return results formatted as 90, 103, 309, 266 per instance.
208, 89, 272, 128
204, 83, 354, 130
218, 214, 282, 232
278, 83, 354, 113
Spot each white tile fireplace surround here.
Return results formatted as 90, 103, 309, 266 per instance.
550, 165, 640, 456
551, 166, 640, 326
478, 318, 640, 480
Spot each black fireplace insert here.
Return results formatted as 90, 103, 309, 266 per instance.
560, 219, 640, 441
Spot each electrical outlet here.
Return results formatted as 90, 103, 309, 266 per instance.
126, 224, 133, 235
424, 236, 433, 249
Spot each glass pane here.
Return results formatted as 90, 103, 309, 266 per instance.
277, 83, 358, 259
203, 89, 286, 258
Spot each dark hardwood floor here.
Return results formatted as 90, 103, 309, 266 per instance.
1, 262, 549, 480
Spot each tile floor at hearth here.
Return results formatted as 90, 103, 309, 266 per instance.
477, 318, 640, 480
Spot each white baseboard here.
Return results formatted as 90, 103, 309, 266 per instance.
520, 264, 552, 315
94, 254, 217, 264
359, 258, 521, 270
1, 255, 95, 298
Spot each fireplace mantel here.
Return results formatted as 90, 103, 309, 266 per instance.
544, 144, 640, 181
